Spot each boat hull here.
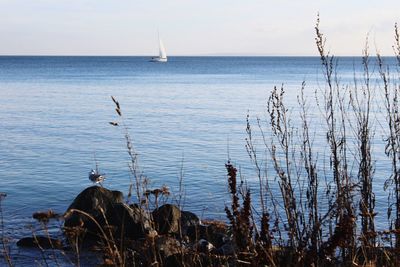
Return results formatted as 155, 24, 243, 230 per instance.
149, 57, 167, 63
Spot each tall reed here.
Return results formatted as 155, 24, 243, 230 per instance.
349, 38, 376, 253
380, 24, 400, 252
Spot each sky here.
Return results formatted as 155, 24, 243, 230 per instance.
0, 0, 399, 56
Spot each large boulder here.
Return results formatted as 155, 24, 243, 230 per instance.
152, 204, 181, 235
181, 210, 200, 235
64, 186, 123, 231
107, 203, 153, 239
152, 204, 200, 236
64, 186, 152, 241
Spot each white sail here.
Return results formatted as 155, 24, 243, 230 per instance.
159, 38, 167, 59
149, 33, 167, 62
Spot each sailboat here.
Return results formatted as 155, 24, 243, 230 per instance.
150, 35, 167, 63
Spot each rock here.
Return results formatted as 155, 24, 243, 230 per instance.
152, 204, 182, 235
180, 210, 200, 235
107, 203, 153, 239
64, 186, 124, 239
64, 186, 156, 242
152, 204, 200, 236
129, 235, 182, 266
187, 223, 228, 248
155, 236, 181, 258
195, 239, 215, 253
17, 236, 63, 249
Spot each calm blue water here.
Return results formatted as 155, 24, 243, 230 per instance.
0, 56, 326, 217
0, 56, 398, 263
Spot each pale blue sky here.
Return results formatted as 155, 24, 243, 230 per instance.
0, 0, 399, 56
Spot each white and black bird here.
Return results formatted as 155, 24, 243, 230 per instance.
89, 169, 105, 184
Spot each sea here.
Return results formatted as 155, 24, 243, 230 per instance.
0, 56, 398, 265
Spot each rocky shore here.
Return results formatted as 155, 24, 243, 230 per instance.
16, 186, 234, 266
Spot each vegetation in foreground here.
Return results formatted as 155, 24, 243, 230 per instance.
3, 17, 400, 266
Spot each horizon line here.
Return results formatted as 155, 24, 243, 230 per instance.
0, 54, 396, 57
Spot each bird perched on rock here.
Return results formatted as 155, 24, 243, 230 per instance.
89, 169, 105, 184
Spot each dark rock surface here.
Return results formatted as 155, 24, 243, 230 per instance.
152, 204, 200, 235
107, 203, 152, 239
152, 204, 182, 235
63, 186, 151, 241
187, 223, 228, 248
64, 186, 123, 229
155, 236, 182, 258
181, 210, 200, 235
